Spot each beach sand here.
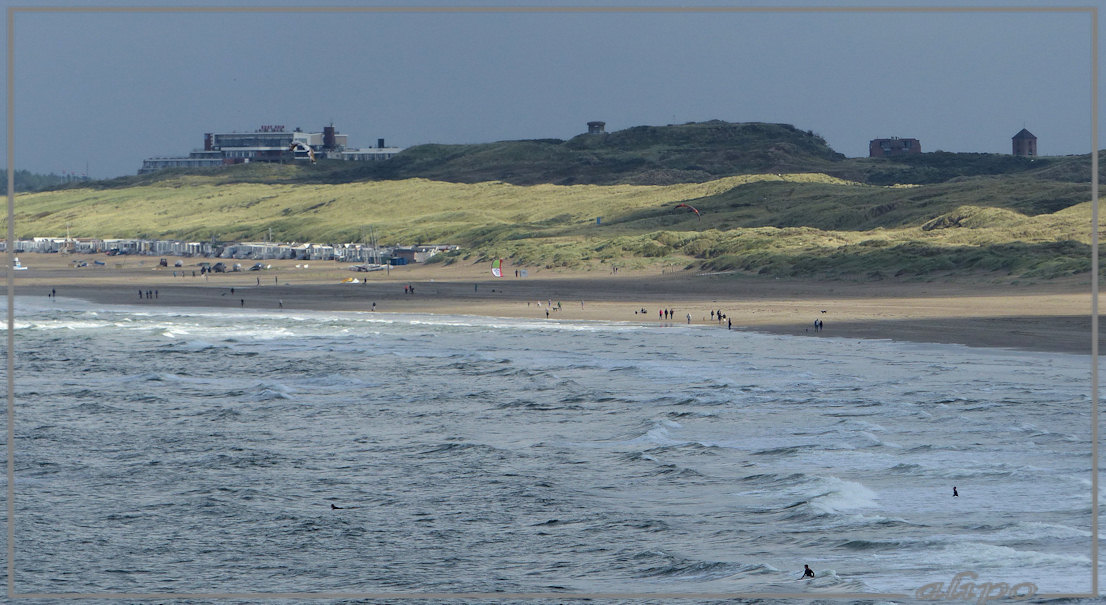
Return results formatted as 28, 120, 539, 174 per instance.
8, 253, 1101, 355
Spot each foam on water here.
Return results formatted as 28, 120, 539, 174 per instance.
4, 296, 1095, 596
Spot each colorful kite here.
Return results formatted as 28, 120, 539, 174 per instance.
674, 203, 701, 221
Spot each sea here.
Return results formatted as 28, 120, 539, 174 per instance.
2, 295, 1099, 603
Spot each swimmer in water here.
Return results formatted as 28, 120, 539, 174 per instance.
802, 564, 815, 579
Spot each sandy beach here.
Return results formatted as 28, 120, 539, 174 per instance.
7, 252, 1101, 355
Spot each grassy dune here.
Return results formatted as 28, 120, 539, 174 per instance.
9, 169, 1098, 281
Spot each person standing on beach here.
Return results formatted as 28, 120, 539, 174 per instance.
686, 313, 691, 324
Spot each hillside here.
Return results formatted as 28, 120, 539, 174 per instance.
9, 167, 1100, 282
11, 119, 1104, 282
373, 121, 847, 185
68, 120, 1098, 191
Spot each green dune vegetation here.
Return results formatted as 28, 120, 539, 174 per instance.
9, 120, 1103, 282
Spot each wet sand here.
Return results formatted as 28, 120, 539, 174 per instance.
8, 253, 1101, 355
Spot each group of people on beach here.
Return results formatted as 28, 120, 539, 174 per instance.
711, 309, 731, 329
629, 307, 731, 329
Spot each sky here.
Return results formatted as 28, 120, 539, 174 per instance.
0, 0, 1101, 179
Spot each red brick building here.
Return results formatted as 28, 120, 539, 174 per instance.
1012, 129, 1037, 156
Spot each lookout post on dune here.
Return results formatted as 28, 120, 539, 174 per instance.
1012, 128, 1037, 157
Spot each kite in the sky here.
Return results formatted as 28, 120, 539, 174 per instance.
674, 203, 701, 221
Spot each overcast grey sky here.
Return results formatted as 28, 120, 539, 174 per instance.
1, 0, 1100, 178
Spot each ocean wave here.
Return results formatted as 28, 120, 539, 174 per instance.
778, 476, 880, 520
929, 542, 1090, 567
416, 442, 508, 457
630, 551, 775, 581
250, 382, 294, 401
971, 521, 1091, 541
65, 401, 126, 414
495, 399, 570, 411
807, 477, 879, 515
751, 444, 823, 456
121, 372, 186, 383
168, 339, 225, 352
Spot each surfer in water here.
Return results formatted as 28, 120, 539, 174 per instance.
801, 564, 815, 579
953, 486, 958, 497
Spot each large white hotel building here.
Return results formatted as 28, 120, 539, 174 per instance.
140, 124, 403, 173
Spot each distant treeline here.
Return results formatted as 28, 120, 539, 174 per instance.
0, 169, 86, 193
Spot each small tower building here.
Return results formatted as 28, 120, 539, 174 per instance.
1012, 128, 1037, 156
587, 121, 606, 134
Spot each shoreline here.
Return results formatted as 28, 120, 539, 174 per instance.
9, 253, 1100, 355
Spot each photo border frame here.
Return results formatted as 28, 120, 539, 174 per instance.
4, 3, 1099, 601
